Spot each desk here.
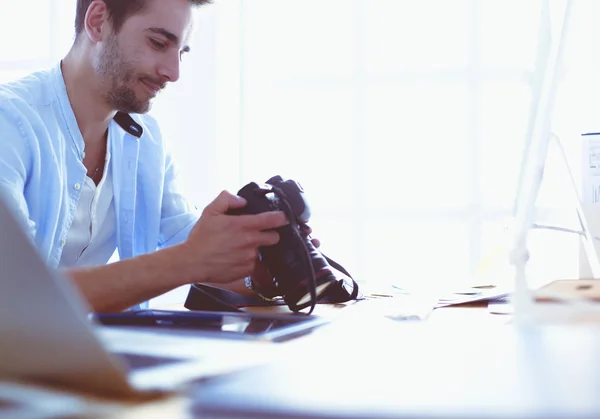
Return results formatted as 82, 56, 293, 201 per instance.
192, 303, 600, 419
6, 299, 600, 419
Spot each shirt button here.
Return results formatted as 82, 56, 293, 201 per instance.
61, 239, 66, 246
74, 183, 81, 191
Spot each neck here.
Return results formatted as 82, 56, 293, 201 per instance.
61, 46, 116, 147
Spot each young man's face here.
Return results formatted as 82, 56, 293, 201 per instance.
95, 0, 194, 114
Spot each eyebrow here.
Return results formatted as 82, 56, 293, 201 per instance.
146, 28, 191, 52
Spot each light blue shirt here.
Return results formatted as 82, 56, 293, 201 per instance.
0, 64, 199, 283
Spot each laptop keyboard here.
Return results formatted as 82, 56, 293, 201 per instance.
116, 352, 187, 371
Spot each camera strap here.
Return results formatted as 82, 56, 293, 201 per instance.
321, 254, 361, 301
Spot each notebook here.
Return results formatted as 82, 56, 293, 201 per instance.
0, 196, 276, 399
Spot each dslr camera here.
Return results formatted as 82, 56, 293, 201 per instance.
224, 175, 358, 313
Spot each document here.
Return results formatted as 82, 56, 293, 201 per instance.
582, 132, 600, 204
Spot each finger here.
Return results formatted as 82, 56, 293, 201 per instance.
310, 237, 321, 248
204, 190, 246, 215
301, 224, 313, 235
255, 230, 281, 247
238, 211, 288, 230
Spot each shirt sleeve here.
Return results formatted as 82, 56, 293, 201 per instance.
158, 150, 200, 249
0, 107, 36, 237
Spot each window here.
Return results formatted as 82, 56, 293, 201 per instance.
1, 0, 598, 306
212, 0, 599, 293
0, 1, 76, 78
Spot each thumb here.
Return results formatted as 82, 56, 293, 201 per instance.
204, 190, 247, 215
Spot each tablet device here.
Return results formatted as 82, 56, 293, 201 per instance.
91, 310, 329, 342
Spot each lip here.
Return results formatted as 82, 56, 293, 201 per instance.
140, 80, 160, 96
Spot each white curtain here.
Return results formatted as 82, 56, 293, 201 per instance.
1, 0, 600, 305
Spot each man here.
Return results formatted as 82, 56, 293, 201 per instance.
0, 0, 295, 312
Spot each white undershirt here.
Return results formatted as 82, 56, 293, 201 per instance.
59, 137, 117, 268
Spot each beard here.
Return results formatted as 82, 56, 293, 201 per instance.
95, 35, 158, 114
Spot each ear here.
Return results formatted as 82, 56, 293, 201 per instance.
83, 0, 112, 43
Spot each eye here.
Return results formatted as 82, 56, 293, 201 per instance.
149, 38, 166, 50
179, 46, 191, 62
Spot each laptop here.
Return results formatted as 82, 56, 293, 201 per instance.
0, 196, 278, 400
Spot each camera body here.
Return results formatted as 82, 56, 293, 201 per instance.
229, 176, 354, 313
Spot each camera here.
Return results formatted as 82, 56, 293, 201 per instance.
228, 175, 358, 313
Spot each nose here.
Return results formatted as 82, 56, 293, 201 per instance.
157, 51, 181, 83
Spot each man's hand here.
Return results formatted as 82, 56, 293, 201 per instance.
182, 190, 288, 284
301, 223, 321, 248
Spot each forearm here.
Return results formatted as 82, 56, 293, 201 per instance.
66, 243, 198, 313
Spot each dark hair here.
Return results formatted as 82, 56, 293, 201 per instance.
74, 0, 211, 38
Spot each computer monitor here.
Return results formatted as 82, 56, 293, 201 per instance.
509, 0, 600, 317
